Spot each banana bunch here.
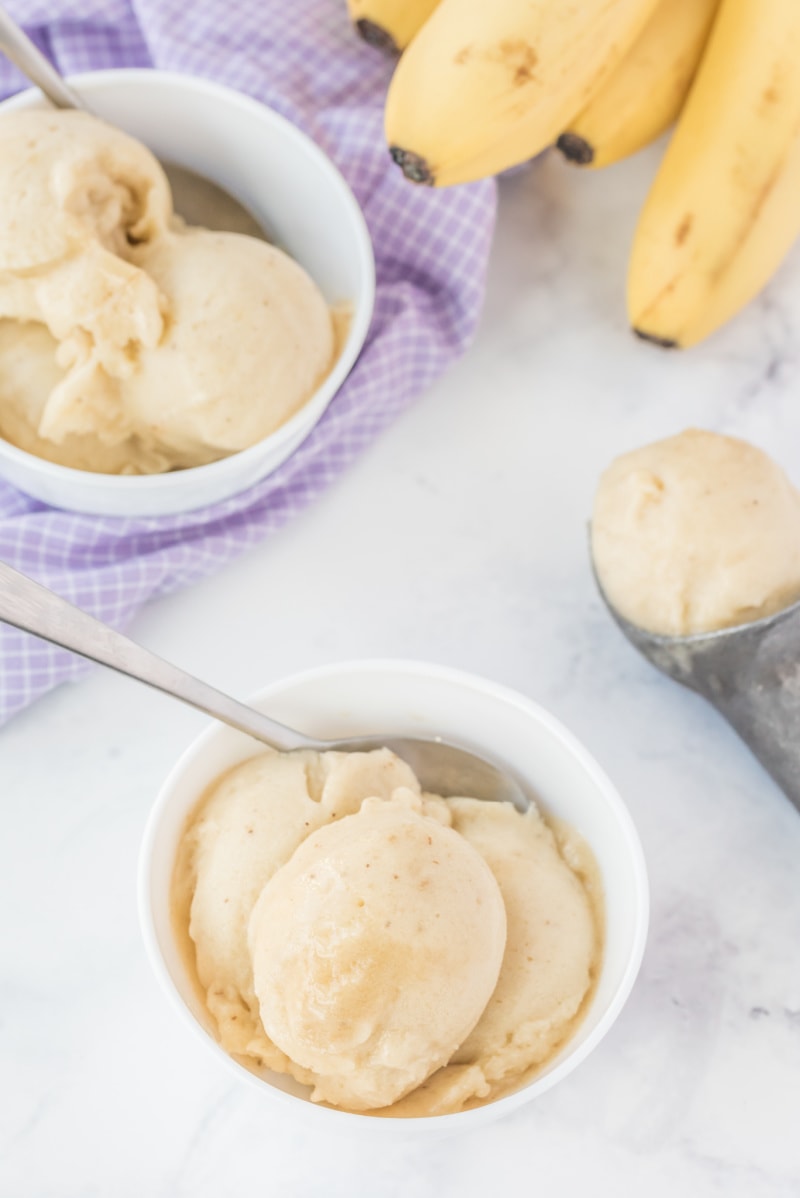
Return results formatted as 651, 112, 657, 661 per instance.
347, 0, 800, 347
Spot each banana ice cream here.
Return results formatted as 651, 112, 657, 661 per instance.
0, 321, 165, 473
249, 796, 507, 1110
592, 429, 800, 635
173, 747, 602, 1116
0, 108, 170, 380
0, 110, 335, 474
121, 230, 333, 461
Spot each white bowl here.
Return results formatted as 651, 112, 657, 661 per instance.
0, 70, 375, 516
139, 660, 649, 1139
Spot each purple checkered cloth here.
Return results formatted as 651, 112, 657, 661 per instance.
0, 0, 496, 725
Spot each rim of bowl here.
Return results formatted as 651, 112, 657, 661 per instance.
0, 70, 376, 496
138, 658, 650, 1131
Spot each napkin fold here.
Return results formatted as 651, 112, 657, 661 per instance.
0, 0, 496, 725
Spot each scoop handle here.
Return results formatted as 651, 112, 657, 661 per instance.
637, 608, 800, 813
698, 634, 800, 813
715, 699, 800, 811
0, 560, 310, 749
0, 7, 86, 110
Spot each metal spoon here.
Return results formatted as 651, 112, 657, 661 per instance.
0, 560, 530, 809
595, 572, 800, 812
0, 6, 266, 239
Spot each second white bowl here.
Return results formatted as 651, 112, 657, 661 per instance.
139, 659, 649, 1139
0, 70, 375, 516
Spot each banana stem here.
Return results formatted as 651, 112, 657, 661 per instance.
389, 146, 435, 185
355, 19, 400, 54
556, 133, 595, 165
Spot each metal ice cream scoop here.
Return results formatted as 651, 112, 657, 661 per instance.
0, 6, 266, 238
595, 573, 800, 812
0, 561, 531, 810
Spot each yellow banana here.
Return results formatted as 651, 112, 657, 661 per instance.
347, 0, 441, 54
628, 0, 800, 348
385, 0, 662, 188
557, 0, 721, 169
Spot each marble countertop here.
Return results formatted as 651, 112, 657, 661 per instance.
2, 146, 800, 1197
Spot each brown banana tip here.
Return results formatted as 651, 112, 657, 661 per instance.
633, 328, 679, 350
389, 147, 436, 186
556, 132, 594, 166
355, 19, 399, 54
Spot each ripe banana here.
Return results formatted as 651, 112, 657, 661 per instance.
628, 0, 800, 348
348, 0, 441, 54
385, 0, 662, 188
557, 0, 721, 170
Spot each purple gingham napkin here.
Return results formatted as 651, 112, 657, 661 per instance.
0, 0, 496, 725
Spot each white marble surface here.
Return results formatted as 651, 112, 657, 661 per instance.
2, 146, 800, 1197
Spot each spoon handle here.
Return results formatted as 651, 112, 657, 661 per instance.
0, 560, 310, 750
0, 7, 85, 110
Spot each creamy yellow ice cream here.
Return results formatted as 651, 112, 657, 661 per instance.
181, 749, 423, 1063
0, 110, 336, 474
250, 794, 507, 1110
173, 748, 602, 1116
592, 429, 800, 635
0, 321, 167, 474
0, 110, 170, 381
387, 801, 599, 1116
123, 230, 334, 460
